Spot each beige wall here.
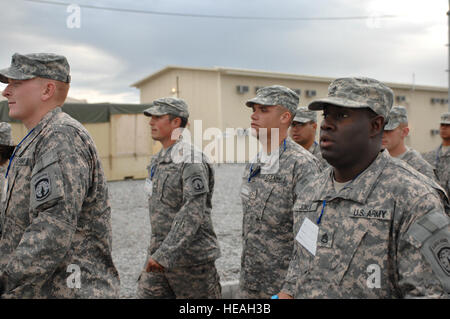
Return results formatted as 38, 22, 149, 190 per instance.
399, 88, 448, 153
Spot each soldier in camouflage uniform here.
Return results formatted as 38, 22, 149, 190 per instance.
136, 97, 221, 299
382, 105, 437, 182
290, 106, 329, 170
0, 53, 120, 298
240, 85, 320, 298
276, 77, 450, 298
423, 112, 450, 197
0, 122, 13, 205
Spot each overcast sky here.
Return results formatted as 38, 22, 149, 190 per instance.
0, 0, 448, 103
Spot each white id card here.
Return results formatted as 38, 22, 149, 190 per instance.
144, 178, 153, 196
295, 217, 319, 256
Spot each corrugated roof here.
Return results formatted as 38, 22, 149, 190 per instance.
131, 65, 448, 93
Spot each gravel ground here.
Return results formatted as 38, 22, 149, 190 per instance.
109, 164, 245, 299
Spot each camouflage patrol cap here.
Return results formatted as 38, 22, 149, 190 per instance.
245, 85, 299, 115
293, 106, 317, 123
440, 112, 450, 125
0, 122, 13, 146
384, 105, 408, 130
143, 97, 189, 119
0, 53, 71, 84
308, 77, 394, 120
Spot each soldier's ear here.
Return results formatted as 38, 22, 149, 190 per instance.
401, 126, 410, 138
369, 115, 385, 138
40, 80, 57, 102
280, 111, 292, 125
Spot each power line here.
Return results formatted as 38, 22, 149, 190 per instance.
23, 0, 398, 21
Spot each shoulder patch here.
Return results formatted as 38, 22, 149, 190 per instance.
191, 176, 205, 192
430, 236, 450, 276
34, 173, 52, 201
406, 210, 450, 293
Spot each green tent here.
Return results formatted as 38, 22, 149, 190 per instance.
0, 100, 149, 123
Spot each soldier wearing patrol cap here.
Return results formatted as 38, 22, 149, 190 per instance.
290, 106, 328, 170
276, 77, 450, 298
0, 53, 120, 298
136, 97, 222, 299
0, 122, 14, 211
240, 85, 320, 298
382, 105, 437, 182
0, 122, 13, 168
423, 112, 450, 197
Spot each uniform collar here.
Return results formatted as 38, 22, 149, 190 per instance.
439, 144, 450, 157
314, 149, 390, 204
155, 139, 185, 164
308, 141, 319, 154
15, 107, 62, 158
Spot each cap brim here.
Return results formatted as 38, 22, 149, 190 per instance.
441, 121, 450, 125
143, 106, 169, 117
308, 97, 367, 111
0, 66, 35, 84
245, 97, 276, 108
384, 122, 399, 131
293, 116, 314, 123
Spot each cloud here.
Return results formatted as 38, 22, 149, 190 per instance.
0, 0, 447, 104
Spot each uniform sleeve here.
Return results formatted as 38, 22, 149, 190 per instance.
281, 158, 320, 297
151, 162, 209, 268
280, 240, 301, 297
0, 129, 91, 294
293, 158, 320, 209
398, 193, 450, 298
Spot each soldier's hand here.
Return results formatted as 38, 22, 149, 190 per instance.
277, 292, 293, 299
145, 258, 165, 273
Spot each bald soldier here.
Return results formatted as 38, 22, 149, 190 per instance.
240, 85, 320, 298
423, 112, 450, 197
290, 106, 328, 170
277, 77, 449, 298
0, 53, 120, 298
382, 105, 437, 182
136, 97, 221, 299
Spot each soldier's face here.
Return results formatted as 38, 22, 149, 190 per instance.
149, 114, 178, 143
382, 125, 407, 152
319, 105, 374, 167
250, 104, 285, 140
440, 124, 450, 140
290, 121, 316, 147
2, 78, 43, 123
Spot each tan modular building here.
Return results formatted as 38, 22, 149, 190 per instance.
132, 65, 449, 160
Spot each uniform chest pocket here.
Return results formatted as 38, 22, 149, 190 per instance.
159, 170, 183, 208
253, 184, 274, 220
332, 227, 367, 285
5, 157, 33, 223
